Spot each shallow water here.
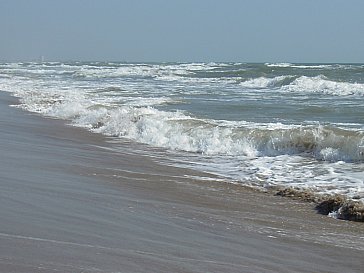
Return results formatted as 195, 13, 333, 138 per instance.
1, 62, 363, 202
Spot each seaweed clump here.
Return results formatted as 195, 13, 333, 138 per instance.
315, 195, 346, 215
275, 187, 318, 203
274, 187, 364, 222
335, 201, 364, 221
315, 195, 364, 221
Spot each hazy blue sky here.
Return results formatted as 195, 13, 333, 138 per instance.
1, 0, 364, 62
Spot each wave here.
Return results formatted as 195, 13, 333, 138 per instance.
265, 63, 353, 69
37, 97, 363, 163
283, 75, 364, 96
239, 75, 296, 89
239, 75, 364, 96
265, 63, 293, 68
72, 63, 222, 79
73, 65, 159, 79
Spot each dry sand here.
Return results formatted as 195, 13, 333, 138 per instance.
0, 92, 363, 273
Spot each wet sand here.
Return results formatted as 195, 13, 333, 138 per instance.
0, 92, 363, 273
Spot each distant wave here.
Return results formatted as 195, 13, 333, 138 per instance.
265, 63, 353, 69
239, 75, 364, 96
240, 75, 296, 89
72, 63, 222, 79
282, 75, 364, 96
265, 63, 293, 68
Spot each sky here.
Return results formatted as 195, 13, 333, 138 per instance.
1, 0, 364, 63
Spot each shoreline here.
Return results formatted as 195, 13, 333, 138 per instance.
1, 91, 363, 272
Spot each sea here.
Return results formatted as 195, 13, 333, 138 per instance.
1, 62, 363, 204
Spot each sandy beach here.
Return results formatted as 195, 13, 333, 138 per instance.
0, 91, 363, 273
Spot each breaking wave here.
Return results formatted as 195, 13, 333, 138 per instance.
25, 94, 364, 163
282, 75, 364, 96
239, 75, 364, 96
265, 63, 359, 69
240, 75, 296, 89
89, 109, 364, 163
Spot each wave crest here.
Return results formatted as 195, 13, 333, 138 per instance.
239, 74, 364, 96
59, 103, 364, 163
240, 75, 295, 89
283, 75, 364, 96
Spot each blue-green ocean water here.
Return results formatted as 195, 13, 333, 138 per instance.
1, 62, 363, 202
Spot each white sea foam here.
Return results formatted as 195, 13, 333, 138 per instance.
265, 63, 347, 69
73, 65, 156, 78
265, 63, 293, 68
240, 75, 364, 96
71, 63, 221, 80
283, 75, 364, 96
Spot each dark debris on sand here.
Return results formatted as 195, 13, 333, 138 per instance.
274, 187, 364, 222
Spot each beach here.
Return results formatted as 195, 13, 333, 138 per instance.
1, 92, 363, 272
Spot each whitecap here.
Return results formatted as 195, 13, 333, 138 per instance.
282, 75, 364, 96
